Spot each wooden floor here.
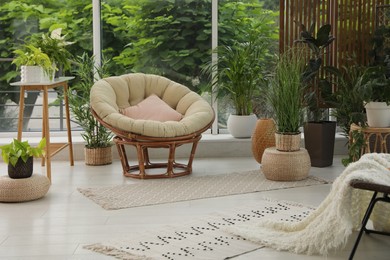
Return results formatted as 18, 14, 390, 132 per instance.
0, 156, 389, 259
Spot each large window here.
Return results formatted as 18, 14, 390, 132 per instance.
0, 0, 279, 133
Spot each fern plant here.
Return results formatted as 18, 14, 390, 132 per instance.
12, 44, 54, 77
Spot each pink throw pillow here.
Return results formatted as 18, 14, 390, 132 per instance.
120, 94, 183, 122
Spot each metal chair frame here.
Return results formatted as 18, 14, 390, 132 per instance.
349, 180, 390, 260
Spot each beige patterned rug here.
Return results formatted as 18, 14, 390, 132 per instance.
78, 170, 329, 210
84, 199, 315, 259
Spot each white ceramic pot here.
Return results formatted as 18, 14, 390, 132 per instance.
227, 114, 257, 138
21, 65, 43, 83
365, 102, 390, 127
20, 65, 54, 83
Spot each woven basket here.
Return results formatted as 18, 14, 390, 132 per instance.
84, 146, 112, 166
252, 118, 276, 163
275, 132, 301, 152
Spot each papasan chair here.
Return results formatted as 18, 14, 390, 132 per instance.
90, 73, 215, 179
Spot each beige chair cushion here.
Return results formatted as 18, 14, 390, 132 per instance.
0, 174, 50, 202
90, 73, 214, 138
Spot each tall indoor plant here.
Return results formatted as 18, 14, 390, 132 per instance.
261, 48, 311, 181
204, 31, 272, 138
295, 22, 337, 167
266, 48, 306, 151
68, 53, 113, 165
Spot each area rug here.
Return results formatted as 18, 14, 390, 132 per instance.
84, 199, 315, 259
78, 170, 329, 210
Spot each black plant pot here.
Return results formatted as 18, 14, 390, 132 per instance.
304, 121, 336, 167
8, 156, 33, 179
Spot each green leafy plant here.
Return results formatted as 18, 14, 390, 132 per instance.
295, 22, 336, 121
266, 48, 306, 133
203, 28, 273, 115
330, 63, 367, 137
12, 44, 55, 77
68, 52, 113, 148
358, 65, 390, 104
30, 28, 74, 73
0, 138, 46, 167
342, 129, 365, 166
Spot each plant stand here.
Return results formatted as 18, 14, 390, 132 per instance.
10, 77, 75, 181
261, 147, 311, 181
350, 124, 390, 159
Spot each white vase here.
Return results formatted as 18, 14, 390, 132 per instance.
365, 102, 390, 127
227, 114, 257, 138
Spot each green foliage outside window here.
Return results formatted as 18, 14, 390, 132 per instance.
0, 0, 279, 131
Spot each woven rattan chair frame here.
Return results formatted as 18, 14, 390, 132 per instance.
92, 109, 214, 179
348, 180, 390, 260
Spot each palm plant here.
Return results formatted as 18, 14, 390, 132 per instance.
204, 33, 271, 116
68, 53, 113, 148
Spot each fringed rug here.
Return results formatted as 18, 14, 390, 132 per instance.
78, 170, 329, 210
84, 199, 315, 259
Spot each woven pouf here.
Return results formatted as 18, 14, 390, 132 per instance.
0, 174, 50, 202
261, 147, 311, 181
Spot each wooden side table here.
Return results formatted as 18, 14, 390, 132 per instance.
350, 124, 390, 159
10, 77, 75, 181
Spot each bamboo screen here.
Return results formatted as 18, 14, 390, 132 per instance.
280, 0, 390, 68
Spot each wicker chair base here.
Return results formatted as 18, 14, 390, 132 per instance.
114, 135, 201, 179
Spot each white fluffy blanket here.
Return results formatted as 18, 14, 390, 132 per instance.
226, 153, 390, 255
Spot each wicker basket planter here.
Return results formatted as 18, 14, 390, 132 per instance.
275, 132, 301, 152
84, 146, 112, 166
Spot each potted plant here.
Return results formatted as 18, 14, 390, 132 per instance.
12, 44, 54, 83
359, 65, 390, 127
330, 63, 367, 166
68, 53, 113, 165
261, 48, 311, 181
266, 47, 306, 151
295, 22, 337, 167
30, 28, 74, 76
0, 138, 46, 179
203, 32, 272, 138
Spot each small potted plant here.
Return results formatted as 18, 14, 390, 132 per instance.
30, 28, 74, 76
12, 44, 55, 83
0, 138, 46, 179
359, 66, 390, 127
